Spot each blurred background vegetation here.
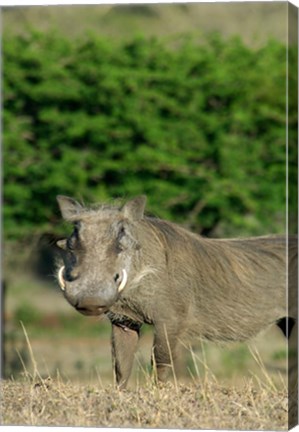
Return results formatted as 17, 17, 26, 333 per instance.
2, 3, 297, 384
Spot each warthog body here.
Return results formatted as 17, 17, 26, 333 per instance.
56, 195, 297, 388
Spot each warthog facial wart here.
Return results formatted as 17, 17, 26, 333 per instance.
55, 194, 297, 389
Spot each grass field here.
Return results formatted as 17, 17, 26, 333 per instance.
1, 373, 291, 429
2, 3, 294, 45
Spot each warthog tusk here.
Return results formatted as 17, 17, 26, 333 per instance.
58, 266, 66, 291
118, 269, 128, 293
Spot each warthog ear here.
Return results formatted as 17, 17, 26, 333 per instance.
57, 195, 83, 220
123, 195, 147, 221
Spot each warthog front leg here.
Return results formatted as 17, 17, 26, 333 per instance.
152, 323, 179, 383
111, 323, 140, 389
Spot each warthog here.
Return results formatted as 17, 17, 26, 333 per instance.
56, 195, 297, 388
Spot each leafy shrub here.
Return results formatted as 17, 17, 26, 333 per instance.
14, 303, 42, 327
3, 31, 294, 239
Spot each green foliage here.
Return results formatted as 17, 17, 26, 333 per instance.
3, 31, 293, 239
14, 303, 42, 327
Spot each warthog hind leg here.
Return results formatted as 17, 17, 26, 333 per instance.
276, 317, 296, 339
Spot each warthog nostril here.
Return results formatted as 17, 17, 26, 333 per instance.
58, 266, 79, 291
64, 268, 79, 283
114, 273, 120, 283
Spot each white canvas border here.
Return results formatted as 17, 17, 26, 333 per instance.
0, 0, 298, 7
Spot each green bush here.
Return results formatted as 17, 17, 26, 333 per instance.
3, 31, 294, 239
14, 303, 42, 327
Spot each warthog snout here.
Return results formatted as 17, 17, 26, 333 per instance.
75, 297, 109, 316
57, 265, 128, 315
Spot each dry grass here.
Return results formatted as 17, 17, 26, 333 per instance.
1, 324, 291, 430
1, 373, 289, 429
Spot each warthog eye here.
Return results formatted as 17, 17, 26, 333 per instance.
67, 228, 79, 251
118, 225, 125, 238
115, 223, 139, 253
67, 237, 75, 250
115, 225, 128, 253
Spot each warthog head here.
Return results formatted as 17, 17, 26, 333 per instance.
56, 195, 147, 316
